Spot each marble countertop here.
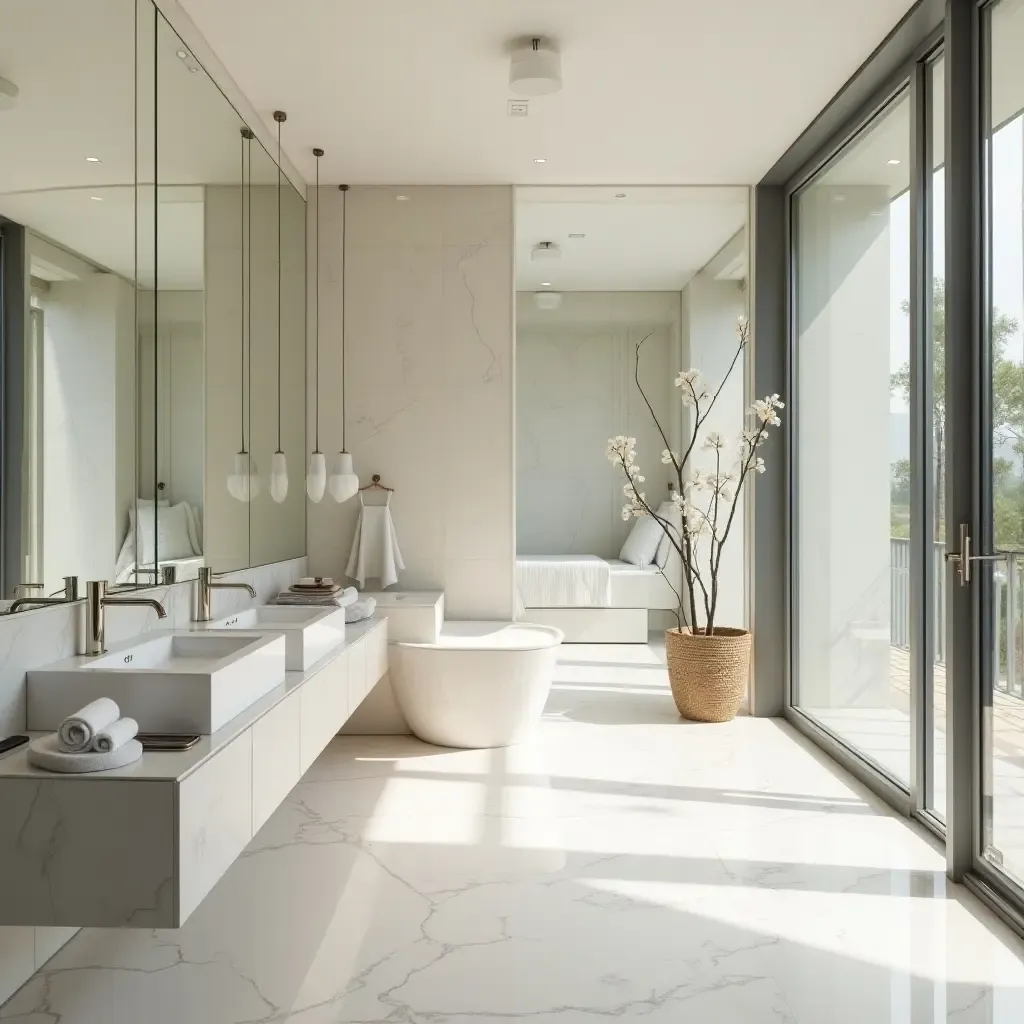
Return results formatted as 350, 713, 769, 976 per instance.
0, 617, 383, 784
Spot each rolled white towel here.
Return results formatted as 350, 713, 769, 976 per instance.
57, 698, 120, 753
345, 597, 377, 623
91, 717, 139, 754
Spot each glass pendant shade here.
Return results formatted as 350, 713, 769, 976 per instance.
328, 450, 359, 503
306, 451, 327, 503
270, 451, 289, 503
228, 451, 258, 503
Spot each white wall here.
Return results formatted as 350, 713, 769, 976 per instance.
681, 272, 748, 629
307, 185, 515, 619
41, 272, 134, 593
516, 291, 681, 557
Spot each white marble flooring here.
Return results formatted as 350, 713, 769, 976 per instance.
5, 641, 1024, 1022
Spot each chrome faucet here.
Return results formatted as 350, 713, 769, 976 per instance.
132, 565, 177, 586
9, 577, 80, 613
195, 567, 256, 623
85, 580, 167, 656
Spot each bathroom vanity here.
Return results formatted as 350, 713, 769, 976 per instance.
0, 617, 387, 929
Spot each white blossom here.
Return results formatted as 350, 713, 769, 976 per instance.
751, 394, 784, 428
702, 431, 726, 454
661, 448, 679, 465
754, 457, 766, 474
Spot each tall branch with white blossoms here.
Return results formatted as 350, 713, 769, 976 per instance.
606, 316, 782, 636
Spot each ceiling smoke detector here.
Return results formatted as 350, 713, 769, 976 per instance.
530, 241, 561, 262
534, 291, 563, 311
509, 37, 562, 96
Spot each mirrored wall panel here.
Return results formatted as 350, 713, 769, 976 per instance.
0, 0, 306, 604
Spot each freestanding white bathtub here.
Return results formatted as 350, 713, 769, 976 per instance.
390, 621, 564, 748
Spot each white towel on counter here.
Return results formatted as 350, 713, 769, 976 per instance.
346, 492, 405, 588
345, 597, 377, 623
92, 717, 139, 754
57, 698, 120, 753
275, 586, 358, 608
29, 734, 143, 774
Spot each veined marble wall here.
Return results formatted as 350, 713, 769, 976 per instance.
307, 186, 515, 619
0, 555, 306, 1004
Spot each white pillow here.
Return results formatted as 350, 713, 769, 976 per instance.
134, 502, 195, 563
181, 501, 202, 555
654, 500, 681, 568
619, 514, 663, 568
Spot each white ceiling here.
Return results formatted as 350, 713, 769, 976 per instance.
516, 186, 747, 291
179, 0, 917, 186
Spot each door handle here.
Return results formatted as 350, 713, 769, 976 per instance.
944, 523, 1008, 586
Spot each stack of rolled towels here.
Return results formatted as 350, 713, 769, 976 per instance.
27, 697, 143, 773
58, 698, 138, 754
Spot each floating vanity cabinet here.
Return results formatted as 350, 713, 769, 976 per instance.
0, 618, 388, 928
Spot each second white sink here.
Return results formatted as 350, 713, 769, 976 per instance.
28, 631, 287, 735
200, 604, 347, 671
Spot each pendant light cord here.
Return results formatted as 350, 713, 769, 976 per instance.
275, 113, 284, 454
340, 184, 348, 452
313, 149, 322, 452
246, 131, 252, 458
239, 130, 245, 453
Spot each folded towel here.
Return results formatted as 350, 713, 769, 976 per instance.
57, 698, 120, 753
29, 734, 143, 774
275, 586, 359, 608
345, 597, 377, 623
91, 717, 139, 754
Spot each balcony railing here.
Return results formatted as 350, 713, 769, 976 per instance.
891, 537, 1024, 699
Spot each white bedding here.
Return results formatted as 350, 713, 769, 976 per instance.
516, 555, 612, 609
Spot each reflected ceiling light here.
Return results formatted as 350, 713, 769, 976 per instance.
306, 147, 327, 503
531, 241, 561, 262
509, 37, 562, 96
269, 110, 289, 504
85, 156, 101, 163
540, 281, 552, 287
887, 158, 901, 165
396, 194, 409, 201
533, 157, 547, 164
90, 195, 103, 201
329, 185, 359, 503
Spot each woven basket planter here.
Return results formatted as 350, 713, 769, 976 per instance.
666, 627, 751, 723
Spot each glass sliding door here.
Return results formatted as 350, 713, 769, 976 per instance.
792, 87, 915, 785
980, 0, 1024, 892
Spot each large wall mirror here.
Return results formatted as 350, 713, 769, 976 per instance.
0, 0, 306, 603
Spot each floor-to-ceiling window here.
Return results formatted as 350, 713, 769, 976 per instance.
792, 88, 914, 785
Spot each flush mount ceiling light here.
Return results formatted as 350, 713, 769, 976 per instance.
534, 291, 562, 310
540, 281, 552, 287
531, 241, 561, 262
85, 156, 101, 163
887, 158, 901, 165
396, 194, 409, 201
176, 49, 188, 59
90, 195, 103, 201
568, 232, 585, 239
0, 76, 19, 111
533, 157, 547, 164
509, 37, 562, 96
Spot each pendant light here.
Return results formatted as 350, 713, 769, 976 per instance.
229, 127, 259, 502
328, 183, 359, 502
269, 109, 289, 503
305, 147, 327, 502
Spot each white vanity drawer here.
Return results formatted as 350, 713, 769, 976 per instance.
366, 620, 388, 690
251, 693, 301, 835
299, 648, 349, 774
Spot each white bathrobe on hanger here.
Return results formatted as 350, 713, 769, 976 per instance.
346, 491, 405, 588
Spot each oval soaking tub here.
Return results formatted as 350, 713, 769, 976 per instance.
390, 621, 563, 748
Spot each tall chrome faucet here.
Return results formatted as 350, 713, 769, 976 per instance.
195, 567, 256, 623
85, 580, 167, 656
8, 576, 79, 613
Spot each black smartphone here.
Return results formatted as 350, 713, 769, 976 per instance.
137, 733, 201, 752
0, 734, 29, 756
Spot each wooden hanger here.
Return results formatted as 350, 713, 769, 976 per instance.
359, 474, 394, 493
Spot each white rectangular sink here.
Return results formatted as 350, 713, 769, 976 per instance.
200, 605, 347, 671
28, 631, 287, 735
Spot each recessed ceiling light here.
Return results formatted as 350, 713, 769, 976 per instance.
85, 156, 101, 163
396, 194, 409, 201
540, 281, 552, 287
90, 195, 103, 201
176, 50, 188, 60
568, 232, 585, 239
188, 66, 200, 73
533, 157, 547, 164
614, 193, 626, 199
887, 158, 901, 165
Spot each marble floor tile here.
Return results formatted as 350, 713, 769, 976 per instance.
4, 639, 1024, 1022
